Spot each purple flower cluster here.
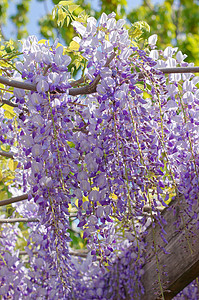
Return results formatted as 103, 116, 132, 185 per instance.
173, 279, 199, 299
0, 222, 25, 298
0, 12, 199, 299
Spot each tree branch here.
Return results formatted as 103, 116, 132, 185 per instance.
0, 64, 198, 100
70, 76, 88, 87
0, 98, 19, 108
0, 217, 39, 223
0, 76, 36, 91
0, 52, 116, 97
0, 194, 28, 206
0, 150, 15, 159
158, 67, 199, 74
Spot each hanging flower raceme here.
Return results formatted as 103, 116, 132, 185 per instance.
0, 11, 199, 299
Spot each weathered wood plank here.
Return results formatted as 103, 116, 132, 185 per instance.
142, 195, 199, 299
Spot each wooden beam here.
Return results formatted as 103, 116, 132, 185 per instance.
141, 195, 199, 299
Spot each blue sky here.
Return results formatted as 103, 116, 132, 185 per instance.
4, 0, 163, 40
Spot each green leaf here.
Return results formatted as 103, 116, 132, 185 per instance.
68, 40, 80, 51
59, 0, 73, 6
66, 15, 70, 27
67, 141, 75, 148
8, 159, 18, 172
0, 190, 8, 201
68, 4, 80, 13
57, 8, 67, 27
129, 21, 150, 40
2, 104, 15, 119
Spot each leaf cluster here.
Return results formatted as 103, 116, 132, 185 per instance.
127, 0, 199, 65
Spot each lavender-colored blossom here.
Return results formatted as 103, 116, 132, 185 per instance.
1, 12, 199, 300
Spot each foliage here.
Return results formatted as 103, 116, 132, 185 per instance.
127, 0, 199, 65
10, 0, 31, 40
97, 0, 127, 19
1, 0, 198, 64
0, 0, 8, 32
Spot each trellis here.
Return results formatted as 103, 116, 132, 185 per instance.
0, 66, 199, 299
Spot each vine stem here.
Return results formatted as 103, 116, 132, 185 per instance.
158, 66, 199, 73
0, 150, 14, 158
0, 217, 39, 223
0, 193, 28, 206
0, 52, 116, 96
0, 98, 18, 108
0, 65, 198, 96
19, 249, 91, 258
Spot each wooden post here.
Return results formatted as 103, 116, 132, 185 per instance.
142, 195, 199, 299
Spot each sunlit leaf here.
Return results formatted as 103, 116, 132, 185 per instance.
0, 144, 10, 152
0, 190, 8, 201
38, 39, 49, 45
2, 104, 15, 119
110, 193, 118, 200
59, 0, 73, 6
129, 21, 150, 40
68, 4, 80, 13
66, 15, 70, 27
68, 40, 80, 51
57, 8, 67, 27
8, 160, 18, 171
